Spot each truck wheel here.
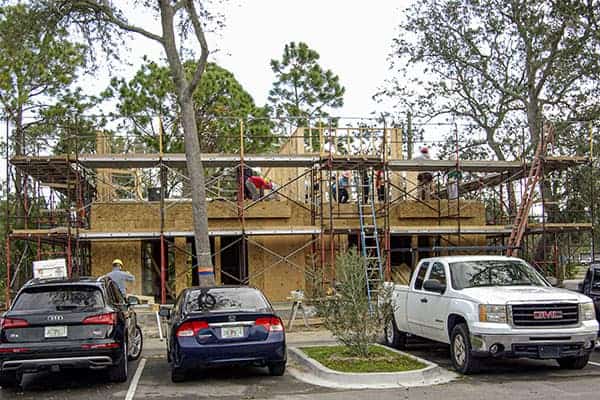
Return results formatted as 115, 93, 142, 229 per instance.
450, 323, 480, 374
557, 354, 590, 369
385, 318, 407, 349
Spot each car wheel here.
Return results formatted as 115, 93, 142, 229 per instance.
109, 340, 128, 383
0, 372, 18, 388
450, 323, 480, 374
557, 354, 590, 369
384, 318, 407, 349
171, 367, 186, 383
268, 361, 286, 376
128, 326, 143, 361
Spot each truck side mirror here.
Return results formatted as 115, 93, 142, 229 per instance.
127, 296, 140, 305
546, 277, 559, 287
423, 279, 446, 294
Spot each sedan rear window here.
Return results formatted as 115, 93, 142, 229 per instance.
12, 286, 105, 312
185, 288, 270, 313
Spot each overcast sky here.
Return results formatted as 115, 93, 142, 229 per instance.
87, 0, 410, 120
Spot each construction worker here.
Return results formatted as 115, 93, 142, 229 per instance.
106, 259, 135, 297
338, 171, 351, 203
375, 169, 385, 201
416, 146, 433, 200
246, 175, 273, 200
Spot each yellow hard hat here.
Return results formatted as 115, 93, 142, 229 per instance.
112, 259, 123, 266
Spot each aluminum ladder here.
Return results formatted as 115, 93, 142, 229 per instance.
356, 169, 384, 306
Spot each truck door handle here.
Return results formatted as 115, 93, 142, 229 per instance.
420, 298, 428, 303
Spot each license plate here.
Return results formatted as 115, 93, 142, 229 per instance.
539, 345, 560, 359
44, 326, 67, 338
221, 326, 244, 339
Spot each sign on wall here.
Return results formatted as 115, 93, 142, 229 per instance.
33, 258, 67, 279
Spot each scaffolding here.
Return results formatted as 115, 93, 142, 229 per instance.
5, 119, 595, 305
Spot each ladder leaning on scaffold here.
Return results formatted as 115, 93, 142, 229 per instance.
506, 123, 555, 257
356, 169, 384, 310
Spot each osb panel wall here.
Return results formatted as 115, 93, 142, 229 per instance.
173, 237, 190, 295
90, 200, 295, 232
247, 235, 309, 302
91, 241, 142, 294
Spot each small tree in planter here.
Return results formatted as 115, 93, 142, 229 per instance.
315, 248, 393, 358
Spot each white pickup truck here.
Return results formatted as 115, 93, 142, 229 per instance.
384, 256, 599, 374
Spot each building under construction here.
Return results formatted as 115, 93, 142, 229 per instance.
6, 121, 593, 303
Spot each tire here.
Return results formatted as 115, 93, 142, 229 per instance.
268, 361, 286, 376
557, 354, 590, 369
128, 326, 143, 361
171, 367, 186, 383
0, 372, 18, 388
450, 323, 481, 374
384, 318, 407, 349
109, 341, 128, 383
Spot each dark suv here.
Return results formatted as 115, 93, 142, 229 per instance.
0, 276, 143, 387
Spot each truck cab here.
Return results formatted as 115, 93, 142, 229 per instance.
384, 255, 599, 374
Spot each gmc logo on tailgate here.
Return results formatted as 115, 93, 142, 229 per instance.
533, 310, 563, 320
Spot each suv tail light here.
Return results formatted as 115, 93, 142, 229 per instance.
0, 318, 29, 329
83, 313, 117, 325
176, 320, 209, 337
255, 317, 284, 332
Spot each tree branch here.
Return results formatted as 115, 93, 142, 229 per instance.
70, 0, 164, 44
185, 0, 209, 98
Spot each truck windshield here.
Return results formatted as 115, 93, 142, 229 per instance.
449, 260, 547, 290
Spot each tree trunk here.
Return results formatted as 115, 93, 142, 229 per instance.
180, 99, 215, 286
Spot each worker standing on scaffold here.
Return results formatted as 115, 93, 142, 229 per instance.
416, 146, 433, 200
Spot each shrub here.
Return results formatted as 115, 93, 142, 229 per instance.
315, 248, 392, 358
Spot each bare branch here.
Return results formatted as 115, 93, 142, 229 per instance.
185, 0, 209, 98
70, 0, 164, 44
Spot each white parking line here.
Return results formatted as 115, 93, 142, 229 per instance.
589, 361, 600, 368
125, 358, 147, 400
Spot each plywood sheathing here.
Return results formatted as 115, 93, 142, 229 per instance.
90, 200, 293, 232
247, 235, 310, 301
173, 237, 189, 295
264, 128, 309, 203
90, 241, 142, 294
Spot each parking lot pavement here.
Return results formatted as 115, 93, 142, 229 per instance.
399, 336, 600, 380
1, 337, 600, 400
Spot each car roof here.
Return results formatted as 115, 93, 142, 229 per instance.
419, 255, 525, 264
23, 276, 107, 289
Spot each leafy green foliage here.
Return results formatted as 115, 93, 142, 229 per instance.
104, 59, 274, 154
314, 248, 392, 358
300, 345, 425, 373
269, 41, 345, 126
0, 4, 96, 156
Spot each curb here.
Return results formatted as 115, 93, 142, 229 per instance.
287, 344, 457, 389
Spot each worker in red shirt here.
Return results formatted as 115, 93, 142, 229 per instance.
245, 175, 273, 200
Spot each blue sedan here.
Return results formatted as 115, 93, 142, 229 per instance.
160, 286, 286, 382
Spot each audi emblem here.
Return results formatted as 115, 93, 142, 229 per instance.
47, 315, 64, 321
228, 315, 236, 322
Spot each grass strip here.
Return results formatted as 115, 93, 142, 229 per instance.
300, 345, 426, 373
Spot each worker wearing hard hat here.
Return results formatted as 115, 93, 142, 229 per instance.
416, 146, 433, 200
106, 259, 135, 296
